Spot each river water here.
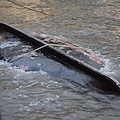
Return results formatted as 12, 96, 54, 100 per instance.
0, 0, 120, 120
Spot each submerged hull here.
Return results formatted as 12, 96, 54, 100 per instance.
0, 23, 120, 94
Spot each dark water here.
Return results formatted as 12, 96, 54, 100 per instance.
0, 0, 120, 120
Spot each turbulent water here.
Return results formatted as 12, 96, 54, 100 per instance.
0, 0, 120, 120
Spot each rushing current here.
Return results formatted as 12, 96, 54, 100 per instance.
0, 0, 120, 120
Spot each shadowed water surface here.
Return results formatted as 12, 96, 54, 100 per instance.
0, 0, 120, 119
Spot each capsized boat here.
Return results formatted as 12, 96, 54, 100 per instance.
0, 23, 120, 94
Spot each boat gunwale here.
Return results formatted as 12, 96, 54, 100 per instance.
0, 22, 120, 94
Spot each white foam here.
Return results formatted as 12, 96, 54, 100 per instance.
0, 60, 48, 79
0, 41, 21, 49
29, 101, 40, 106
40, 34, 68, 41
100, 59, 116, 75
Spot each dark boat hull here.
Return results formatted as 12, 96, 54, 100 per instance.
0, 23, 120, 94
